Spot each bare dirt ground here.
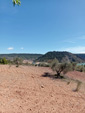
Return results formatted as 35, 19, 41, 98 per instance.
0, 65, 85, 113
66, 71, 85, 82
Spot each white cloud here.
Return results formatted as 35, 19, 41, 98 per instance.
7, 47, 14, 50
62, 46, 85, 53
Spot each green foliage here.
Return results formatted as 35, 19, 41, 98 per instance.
67, 62, 85, 72
0, 58, 8, 64
62, 63, 72, 74
71, 62, 77, 71
12, 0, 21, 6
76, 65, 85, 72
50, 58, 71, 78
50, 58, 59, 71
13, 57, 23, 67
38, 63, 50, 67
0, 54, 42, 61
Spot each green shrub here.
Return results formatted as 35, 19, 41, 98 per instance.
71, 62, 77, 71
13, 57, 23, 67
38, 63, 50, 67
0, 57, 8, 64
50, 58, 71, 78
76, 65, 85, 72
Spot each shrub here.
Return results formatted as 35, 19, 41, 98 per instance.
76, 65, 85, 72
13, 57, 23, 67
71, 62, 77, 71
38, 63, 50, 67
50, 58, 71, 78
0, 57, 8, 64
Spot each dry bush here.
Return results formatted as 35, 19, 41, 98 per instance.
50, 58, 71, 78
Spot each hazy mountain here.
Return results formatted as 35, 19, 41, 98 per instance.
0, 52, 85, 63
35, 51, 84, 63
0, 54, 42, 61
75, 54, 85, 60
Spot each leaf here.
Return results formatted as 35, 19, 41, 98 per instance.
12, 0, 21, 6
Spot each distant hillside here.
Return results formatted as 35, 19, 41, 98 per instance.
75, 54, 85, 60
0, 54, 42, 61
35, 51, 84, 63
0, 52, 85, 63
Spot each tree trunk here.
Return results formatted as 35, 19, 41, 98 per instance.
56, 71, 61, 78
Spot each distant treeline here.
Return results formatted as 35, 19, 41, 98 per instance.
0, 52, 85, 63
0, 54, 42, 61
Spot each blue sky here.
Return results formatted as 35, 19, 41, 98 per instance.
0, 0, 85, 54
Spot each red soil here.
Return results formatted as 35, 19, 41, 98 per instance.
66, 71, 85, 82
0, 65, 85, 113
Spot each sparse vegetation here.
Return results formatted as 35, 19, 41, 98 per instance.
0, 58, 8, 64
74, 80, 82, 92
50, 58, 72, 78
71, 62, 77, 71
63, 77, 83, 92
36, 51, 84, 63
76, 65, 85, 72
38, 62, 50, 67
0, 54, 42, 61
13, 57, 23, 67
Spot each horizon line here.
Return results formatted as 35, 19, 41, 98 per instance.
0, 51, 85, 54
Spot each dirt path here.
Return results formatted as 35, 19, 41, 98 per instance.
0, 65, 85, 113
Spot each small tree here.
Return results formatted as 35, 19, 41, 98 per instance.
50, 58, 71, 78
0, 58, 8, 64
13, 57, 23, 67
71, 62, 77, 71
